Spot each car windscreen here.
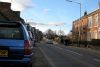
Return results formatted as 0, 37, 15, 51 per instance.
0, 25, 24, 40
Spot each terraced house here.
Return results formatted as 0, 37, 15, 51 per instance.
72, 9, 100, 42
0, 2, 25, 23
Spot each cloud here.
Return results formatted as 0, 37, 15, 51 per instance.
0, 0, 11, 2
11, 0, 34, 11
43, 8, 51, 13
35, 25, 68, 35
36, 25, 50, 32
48, 22, 65, 26
28, 21, 68, 34
0, 0, 35, 11
30, 22, 50, 32
28, 21, 65, 27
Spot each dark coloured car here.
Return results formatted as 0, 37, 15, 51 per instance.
25, 24, 35, 46
0, 21, 33, 67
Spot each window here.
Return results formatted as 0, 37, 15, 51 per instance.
0, 27, 24, 39
88, 16, 92, 28
94, 14, 98, 27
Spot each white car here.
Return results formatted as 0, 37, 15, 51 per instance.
47, 40, 53, 44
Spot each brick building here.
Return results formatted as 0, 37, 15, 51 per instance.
72, 9, 100, 42
0, 2, 24, 23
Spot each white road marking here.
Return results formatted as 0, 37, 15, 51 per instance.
94, 58, 100, 63
49, 44, 83, 56
65, 49, 83, 56
39, 47, 56, 67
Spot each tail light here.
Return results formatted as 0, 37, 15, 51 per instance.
24, 40, 32, 55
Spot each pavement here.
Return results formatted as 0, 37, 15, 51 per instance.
38, 42, 100, 67
33, 43, 51, 67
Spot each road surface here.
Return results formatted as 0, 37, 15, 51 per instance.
38, 42, 100, 67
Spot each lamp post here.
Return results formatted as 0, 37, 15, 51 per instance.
66, 0, 81, 47
98, 0, 100, 9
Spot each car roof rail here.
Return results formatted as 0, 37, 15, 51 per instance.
0, 20, 20, 23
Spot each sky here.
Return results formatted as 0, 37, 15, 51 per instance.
0, 0, 99, 35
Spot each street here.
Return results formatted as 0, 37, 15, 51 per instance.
37, 42, 100, 67
0, 42, 100, 67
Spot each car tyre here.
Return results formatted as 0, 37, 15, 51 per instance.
24, 63, 32, 67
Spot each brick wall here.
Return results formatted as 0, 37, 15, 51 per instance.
72, 9, 100, 41
0, 2, 21, 21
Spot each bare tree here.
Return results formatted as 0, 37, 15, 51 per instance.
58, 30, 65, 36
45, 29, 57, 39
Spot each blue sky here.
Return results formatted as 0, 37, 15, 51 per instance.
20, 0, 99, 34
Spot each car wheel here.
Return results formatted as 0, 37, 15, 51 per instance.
27, 63, 32, 67
29, 63, 32, 67
23, 63, 32, 67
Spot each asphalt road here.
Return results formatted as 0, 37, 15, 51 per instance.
38, 42, 100, 67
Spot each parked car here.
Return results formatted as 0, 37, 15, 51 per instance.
25, 24, 35, 46
0, 21, 33, 67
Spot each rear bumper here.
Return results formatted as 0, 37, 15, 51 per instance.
0, 53, 34, 65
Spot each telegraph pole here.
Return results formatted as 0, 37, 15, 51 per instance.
66, 0, 82, 47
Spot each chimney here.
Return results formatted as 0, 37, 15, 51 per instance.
0, 2, 11, 10
84, 11, 87, 16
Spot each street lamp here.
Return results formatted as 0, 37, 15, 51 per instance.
98, 0, 100, 9
65, 0, 81, 47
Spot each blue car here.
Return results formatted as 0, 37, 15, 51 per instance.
0, 21, 33, 67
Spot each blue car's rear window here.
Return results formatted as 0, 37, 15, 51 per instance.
0, 25, 24, 40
